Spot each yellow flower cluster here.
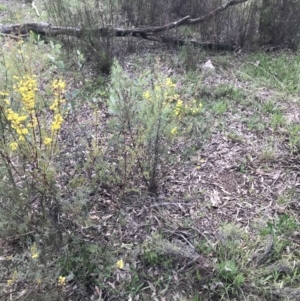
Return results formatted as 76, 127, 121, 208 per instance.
189, 99, 203, 115
170, 99, 203, 128
6, 109, 28, 137
52, 79, 66, 92
10, 142, 18, 151
44, 137, 52, 146
116, 259, 124, 269
171, 127, 178, 135
142, 77, 203, 136
2, 72, 67, 152
36, 278, 42, 285
51, 114, 63, 132
173, 99, 184, 117
30, 242, 39, 259
143, 77, 176, 103
166, 77, 176, 89
49, 79, 66, 135
7, 270, 18, 286
143, 90, 151, 101
4, 75, 39, 149
58, 276, 66, 286
13, 75, 38, 112
0, 91, 9, 98
172, 98, 203, 119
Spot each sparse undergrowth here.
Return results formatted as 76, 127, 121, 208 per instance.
0, 1, 300, 301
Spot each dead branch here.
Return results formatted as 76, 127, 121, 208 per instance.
0, 0, 249, 50
188, 0, 249, 24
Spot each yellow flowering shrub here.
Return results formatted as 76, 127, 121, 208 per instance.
0, 36, 72, 299
13, 75, 38, 112
1, 75, 66, 152
142, 77, 203, 135
109, 62, 203, 192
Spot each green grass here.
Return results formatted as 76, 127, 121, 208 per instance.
240, 53, 300, 94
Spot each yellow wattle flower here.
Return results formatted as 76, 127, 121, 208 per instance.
116, 259, 124, 269
44, 137, 52, 146
58, 276, 66, 286
9, 142, 18, 151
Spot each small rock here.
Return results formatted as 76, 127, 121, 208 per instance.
202, 59, 215, 71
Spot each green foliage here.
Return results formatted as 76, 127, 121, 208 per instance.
48, 40, 65, 70
227, 131, 244, 143
211, 225, 247, 298
214, 84, 245, 102
261, 99, 277, 114
259, 147, 276, 163
195, 240, 213, 255
216, 224, 246, 262
0, 36, 96, 300
261, 214, 299, 236
212, 101, 227, 115
216, 260, 245, 294
140, 233, 178, 270
2, 3, 300, 298
287, 123, 300, 153
178, 44, 206, 72
140, 248, 173, 268
270, 111, 285, 129
107, 61, 202, 192
209, 222, 300, 300
0, 35, 205, 300
57, 238, 108, 288
242, 53, 300, 93
1, 242, 67, 300
246, 114, 265, 132
0, 37, 68, 240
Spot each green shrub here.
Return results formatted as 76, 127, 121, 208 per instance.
107, 61, 203, 192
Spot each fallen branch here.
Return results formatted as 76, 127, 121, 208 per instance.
0, 0, 248, 50
188, 0, 249, 24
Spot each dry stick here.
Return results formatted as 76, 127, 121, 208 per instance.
0, 0, 249, 47
149, 202, 194, 208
